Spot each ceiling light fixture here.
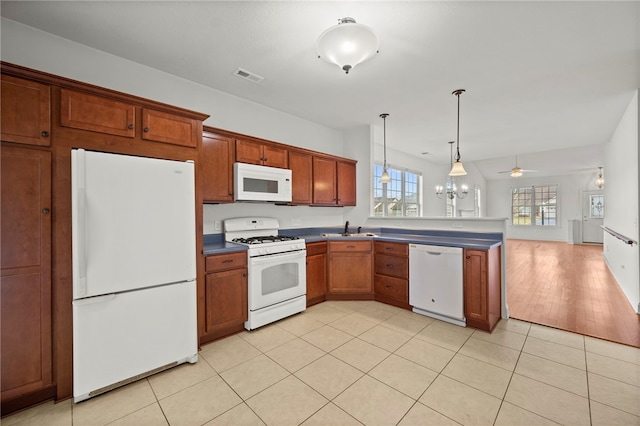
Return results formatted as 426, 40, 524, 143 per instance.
449, 89, 468, 176
317, 17, 379, 74
379, 113, 391, 183
510, 156, 523, 177
436, 141, 469, 200
596, 166, 605, 189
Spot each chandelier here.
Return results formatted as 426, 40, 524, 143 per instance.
436, 141, 469, 199
595, 166, 604, 189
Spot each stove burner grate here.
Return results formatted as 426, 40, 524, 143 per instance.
232, 235, 299, 245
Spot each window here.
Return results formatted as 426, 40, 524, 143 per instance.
590, 194, 604, 218
512, 185, 557, 226
373, 164, 421, 217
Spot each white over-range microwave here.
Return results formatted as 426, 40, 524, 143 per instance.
234, 162, 292, 203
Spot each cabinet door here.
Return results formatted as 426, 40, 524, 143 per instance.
262, 144, 288, 168
328, 253, 372, 293
1, 146, 53, 402
306, 254, 326, 305
235, 139, 263, 165
337, 161, 356, 206
312, 157, 337, 205
1, 75, 51, 146
202, 132, 234, 202
289, 151, 312, 205
141, 109, 198, 148
60, 88, 135, 137
463, 249, 488, 325
205, 269, 248, 333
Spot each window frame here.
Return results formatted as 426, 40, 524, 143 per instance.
511, 184, 558, 227
372, 163, 423, 217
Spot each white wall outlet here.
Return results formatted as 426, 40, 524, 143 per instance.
290, 218, 302, 226
214, 220, 221, 231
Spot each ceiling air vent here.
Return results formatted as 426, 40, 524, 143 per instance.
233, 68, 264, 83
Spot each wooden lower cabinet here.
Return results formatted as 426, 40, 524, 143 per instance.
374, 241, 410, 309
463, 247, 501, 332
327, 241, 373, 298
1, 145, 55, 411
305, 242, 327, 306
202, 252, 248, 343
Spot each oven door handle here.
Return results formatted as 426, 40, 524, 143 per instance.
250, 249, 306, 264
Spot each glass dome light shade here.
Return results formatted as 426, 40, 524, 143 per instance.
317, 18, 379, 74
380, 169, 391, 183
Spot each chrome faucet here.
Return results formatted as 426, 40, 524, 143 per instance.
344, 221, 350, 235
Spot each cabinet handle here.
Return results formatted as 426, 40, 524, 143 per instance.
42, 208, 50, 214
41, 131, 49, 137
143, 127, 149, 132
386, 264, 394, 268
128, 124, 134, 129
346, 245, 355, 249
385, 285, 393, 288
222, 259, 234, 264
385, 247, 393, 250
466, 256, 471, 259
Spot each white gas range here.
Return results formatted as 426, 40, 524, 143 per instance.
224, 217, 306, 330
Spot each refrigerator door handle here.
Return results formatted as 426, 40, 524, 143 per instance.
72, 149, 88, 298
74, 293, 116, 306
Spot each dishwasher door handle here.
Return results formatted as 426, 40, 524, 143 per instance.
426, 251, 442, 255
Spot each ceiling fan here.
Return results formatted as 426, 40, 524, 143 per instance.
498, 155, 537, 177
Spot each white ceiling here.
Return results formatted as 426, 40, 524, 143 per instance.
2, 1, 638, 180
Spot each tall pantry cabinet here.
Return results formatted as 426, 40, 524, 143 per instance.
1, 73, 55, 412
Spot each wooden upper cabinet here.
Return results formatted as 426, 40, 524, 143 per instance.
141, 108, 198, 148
312, 156, 337, 205
60, 88, 135, 138
337, 161, 356, 206
1, 75, 51, 146
202, 132, 234, 203
236, 139, 288, 168
288, 150, 313, 205
312, 157, 357, 206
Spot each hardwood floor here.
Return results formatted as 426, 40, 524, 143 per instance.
506, 239, 640, 348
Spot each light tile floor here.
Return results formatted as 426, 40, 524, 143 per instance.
5, 301, 640, 426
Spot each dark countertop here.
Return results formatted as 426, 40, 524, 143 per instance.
203, 226, 502, 255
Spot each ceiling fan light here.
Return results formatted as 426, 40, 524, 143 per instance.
510, 168, 523, 177
317, 17, 379, 74
449, 161, 467, 176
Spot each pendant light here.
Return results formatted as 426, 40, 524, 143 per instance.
317, 17, 379, 74
379, 113, 391, 183
595, 166, 605, 189
449, 89, 468, 176
435, 141, 468, 199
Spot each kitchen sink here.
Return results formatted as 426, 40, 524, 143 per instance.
321, 232, 377, 237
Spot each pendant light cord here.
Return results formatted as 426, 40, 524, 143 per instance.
380, 113, 389, 168
453, 89, 465, 163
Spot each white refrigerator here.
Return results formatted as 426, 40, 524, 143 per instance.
71, 149, 198, 402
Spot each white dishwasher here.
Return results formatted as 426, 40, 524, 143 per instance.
409, 244, 465, 327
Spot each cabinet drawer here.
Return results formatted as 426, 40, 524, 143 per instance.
329, 241, 371, 253
306, 242, 327, 257
205, 252, 247, 272
375, 241, 408, 256
375, 254, 408, 279
374, 275, 408, 301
